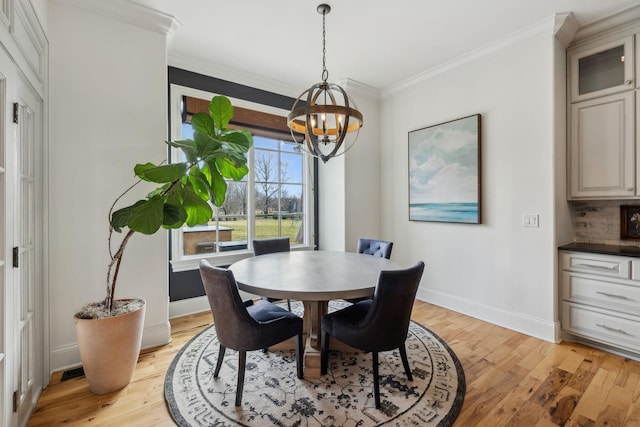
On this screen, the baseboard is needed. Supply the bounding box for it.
[169,296,209,319]
[169,290,256,319]
[49,321,172,374]
[416,287,560,343]
[142,320,172,348]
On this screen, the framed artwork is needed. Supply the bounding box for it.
[620,205,640,240]
[408,114,481,223]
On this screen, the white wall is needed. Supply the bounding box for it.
[380,18,562,341]
[48,1,173,371]
[317,79,382,252]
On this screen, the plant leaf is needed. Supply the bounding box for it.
[215,157,249,181]
[190,112,215,136]
[188,168,212,199]
[162,203,187,228]
[193,132,222,158]
[182,184,213,226]
[167,139,198,163]
[110,200,146,232]
[209,96,233,129]
[206,160,228,206]
[222,129,253,151]
[135,163,187,183]
[127,196,165,235]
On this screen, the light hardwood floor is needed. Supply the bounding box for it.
[28,300,640,426]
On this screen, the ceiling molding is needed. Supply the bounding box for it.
[60,0,180,35]
[554,13,579,48]
[573,4,640,41]
[336,78,381,101]
[384,15,555,96]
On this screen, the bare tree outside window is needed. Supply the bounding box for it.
[254,150,289,215]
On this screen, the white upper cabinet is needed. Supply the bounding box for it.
[569,91,635,199]
[569,35,634,103]
[567,22,639,200]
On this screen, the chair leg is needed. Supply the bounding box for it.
[320,330,330,375]
[214,344,226,377]
[235,350,246,406]
[287,299,292,311]
[399,343,413,381]
[372,352,380,409]
[295,332,304,379]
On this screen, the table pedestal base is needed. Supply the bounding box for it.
[266,300,358,378]
[301,301,326,378]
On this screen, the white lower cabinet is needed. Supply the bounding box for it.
[560,251,640,357]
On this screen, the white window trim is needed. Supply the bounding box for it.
[168,84,315,272]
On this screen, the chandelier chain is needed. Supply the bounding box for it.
[321,8,328,82]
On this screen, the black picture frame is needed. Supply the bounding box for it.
[620,205,640,240]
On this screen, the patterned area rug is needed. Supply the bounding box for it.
[164,302,465,426]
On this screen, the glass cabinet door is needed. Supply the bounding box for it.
[570,35,634,102]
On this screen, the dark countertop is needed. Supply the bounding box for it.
[559,242,640,258]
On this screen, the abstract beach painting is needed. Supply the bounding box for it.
[409,114,481,223]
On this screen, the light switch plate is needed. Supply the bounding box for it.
[522,214,539,227]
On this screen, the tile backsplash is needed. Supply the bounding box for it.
[570,201,640,247]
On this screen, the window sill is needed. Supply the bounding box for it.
[170,244,316,272]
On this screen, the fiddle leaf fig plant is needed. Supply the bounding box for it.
[77,95,252,318]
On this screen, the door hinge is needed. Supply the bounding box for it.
[13,390,18,412]
[12,102,18,124]
[12,246,18,268]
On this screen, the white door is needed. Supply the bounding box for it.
[0,53,44,426]
[13,76,44,426]
[0,61,8,427]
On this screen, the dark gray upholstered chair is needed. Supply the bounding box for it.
[320,261,425,409]
[252,237,292,311]
[253,237,290,256]
[346,238,395,304]
[199,260,304,406]
[357,238,393,259]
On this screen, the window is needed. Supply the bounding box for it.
[169,85,314,272]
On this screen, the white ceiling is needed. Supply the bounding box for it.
[132,0,639,91]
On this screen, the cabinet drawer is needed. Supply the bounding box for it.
[562,272,640,315]
[561,252,630,279]
[562,302,640,353]
[632,260,640,281]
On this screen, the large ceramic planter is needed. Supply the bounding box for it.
[75,299,146,394]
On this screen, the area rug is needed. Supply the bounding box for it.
[164,302,465,426]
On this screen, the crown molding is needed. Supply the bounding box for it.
[59,0,180,35]
[573,4,640,42]
[554,13,579,48]
[337,78,381,101]
[384,15,555,96]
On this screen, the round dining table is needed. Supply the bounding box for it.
[229,250,400,376]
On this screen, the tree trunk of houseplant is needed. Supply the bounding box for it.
[75,299,146,394]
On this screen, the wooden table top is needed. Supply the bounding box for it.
[229,250,400,301]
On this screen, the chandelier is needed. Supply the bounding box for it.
[287,4,363,163]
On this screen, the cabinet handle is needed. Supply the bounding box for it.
[626,187,634,192]
[596,291,630,300]
[575,263,618,271]
[625,79,633,85]
[596,323,631,335]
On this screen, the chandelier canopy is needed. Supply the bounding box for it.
[287,4,363,163]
